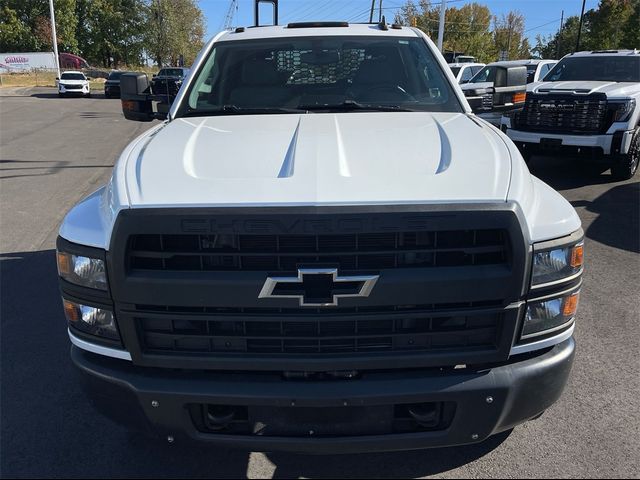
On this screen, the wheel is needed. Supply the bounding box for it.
[611,129,639,180]
[104,92,110,99]
[86,92,92,98]
[58,92,64,97]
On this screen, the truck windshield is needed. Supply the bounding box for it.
[159,69,185,77]
[469,65,495,83]
[179,36,462,116]
[544,56,640,82]
[60,73,85,80]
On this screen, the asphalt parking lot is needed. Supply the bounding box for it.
[1,86,639,478]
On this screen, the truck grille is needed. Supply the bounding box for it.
[109,207,527,370]
[515,93,609,134]
[63,84,82,90]
[127,229,509,272]
[481,93,493,110]
[134,303,503,355]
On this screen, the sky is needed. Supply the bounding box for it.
[197,0,600,43]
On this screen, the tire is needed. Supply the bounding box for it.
[86,92,92,98]
[58,92,64,97]
[104,92,110,99]
[611,129,640,180]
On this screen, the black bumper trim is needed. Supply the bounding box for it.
[71,337,575,453]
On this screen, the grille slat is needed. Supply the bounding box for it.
[128,230,509,272]
[138,311,502,355]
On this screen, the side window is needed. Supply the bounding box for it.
[460,66,474,82]
[538,64,550,80]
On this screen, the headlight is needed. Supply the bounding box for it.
[63,299,120,341]
[531,241,583,287]
[610,99,636,122]
[523,290,579,338]
[57,251,107,290]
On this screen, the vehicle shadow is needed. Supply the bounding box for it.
[580,181,640,253]
[0,248,511,478]
[528,155,619,190]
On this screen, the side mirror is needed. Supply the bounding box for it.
[492,66,527,110]
[493,66,527,89]
[121,72,155,121]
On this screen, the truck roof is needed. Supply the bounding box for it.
[488,59,555,67]
[568,49,639,57]
[217,23,420,41]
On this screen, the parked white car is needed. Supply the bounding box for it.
[448,62,485,83]
[502,50,640,179]
[57,71,91,97]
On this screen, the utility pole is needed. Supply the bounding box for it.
[437,0,446,52]
[576,0,586,52]
[556,10,564,58]
[378,0,383,22]
[48,0,61,78]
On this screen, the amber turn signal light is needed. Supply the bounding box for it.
[513,92,526,104]
[57,251,73,276]
[562,292,580,318]
[570,244,584,269]
[63,299,80,323]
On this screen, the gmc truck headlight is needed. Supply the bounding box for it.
[610,99,636,122]
[523,290,579,338]
[57,252,107,290]
[531,241,583,287]
[63,299,119,340]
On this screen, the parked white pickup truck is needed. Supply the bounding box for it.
[502,50,640,179]
[57,18,583,453]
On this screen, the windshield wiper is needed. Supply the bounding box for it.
[298,100,414,112]
[183,105,307,117]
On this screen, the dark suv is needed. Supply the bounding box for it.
[104,71,125,98]
[150,67,190,96]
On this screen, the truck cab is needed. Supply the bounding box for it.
[57,19,582,453]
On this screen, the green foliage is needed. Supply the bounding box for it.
[534,0,639,59]
[75,0,147,67]
[1,0,78,53]
[395,1,530,62]
[0,6,38,51]
[0,0,205,68]
[144,0,206,67]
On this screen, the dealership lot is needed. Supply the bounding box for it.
[1,88,638,478]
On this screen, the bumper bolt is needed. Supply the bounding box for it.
[471,434,479,440]
[151,400,159,408]
[486,396,494,404]
[167,435,174,444]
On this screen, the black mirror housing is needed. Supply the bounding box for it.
[494,66,527,88]
[121,73,154,121]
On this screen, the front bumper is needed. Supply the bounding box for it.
[72,337,575,453]
[59,85,90,95]
[504,125,635,157]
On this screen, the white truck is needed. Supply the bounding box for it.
[57,18,583,453]
[502,50,640,179]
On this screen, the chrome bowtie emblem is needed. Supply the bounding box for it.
[258,268,379,307]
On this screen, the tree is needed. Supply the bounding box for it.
[75,0,147,67]
[1,0,79,53]
[394,1,496,63]
[0,6,38,51]
[493,11,529,60]
[144,0,205,67]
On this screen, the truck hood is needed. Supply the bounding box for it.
[122,112,512,207]
[530,81,640,97]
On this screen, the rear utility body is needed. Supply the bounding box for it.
[57,18,583,453]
